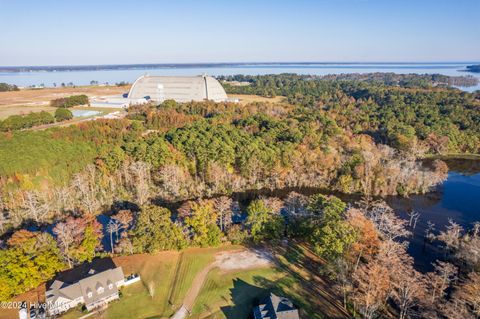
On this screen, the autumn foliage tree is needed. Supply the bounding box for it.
[53,214,102,267]
[0,230,65,300]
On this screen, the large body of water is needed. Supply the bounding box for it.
[1,62,480,91]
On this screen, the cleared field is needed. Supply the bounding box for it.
[0,104,58,119]
[0,86,129,119]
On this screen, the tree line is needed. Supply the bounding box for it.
[0,108,73,131]
[50,94,89,108]
[0,83,19,92]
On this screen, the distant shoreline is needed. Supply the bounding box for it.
[1,62,480,73]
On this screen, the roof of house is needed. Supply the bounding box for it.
[79,267,124,305]
[253,293,300,319]
[46,261,124,305]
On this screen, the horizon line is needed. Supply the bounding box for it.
[1,61,479,69]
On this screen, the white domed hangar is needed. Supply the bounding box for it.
[127,74,228,103]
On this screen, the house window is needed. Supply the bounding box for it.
[97,287,104,294]
[87,292,93,298]
[108,283,113,290]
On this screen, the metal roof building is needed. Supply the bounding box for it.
[127,74,228,103]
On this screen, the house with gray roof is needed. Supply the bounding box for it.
[253,293,300,319]
[46,262,125,316]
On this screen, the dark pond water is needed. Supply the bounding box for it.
[388,159,480,271]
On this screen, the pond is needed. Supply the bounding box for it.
[71,110,102,118]
[388,159,480,271]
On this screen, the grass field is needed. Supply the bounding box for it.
[190,267,284,319]
[57,246,241,319]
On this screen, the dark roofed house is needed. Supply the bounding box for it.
[46,259,126,316]
[253,293,300,319]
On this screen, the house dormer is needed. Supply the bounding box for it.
[96,282,104,294]
[86,288,93,299]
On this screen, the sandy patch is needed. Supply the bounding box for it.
[214,249,273,270]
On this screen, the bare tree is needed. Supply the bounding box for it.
[352,259,390,319]
[52,186,74,213]
[450,272,480,317]
[426,261,458,304]
[72,165,100,214]
[115,236,134,255]
[407,210,420,230]
[112,210,133,234]
[129,161,152,206]
[363,201,411,241]
[437,219,463,257]
[284,192,308,216]
[53,218,84,268]
[106,220,120,253]
[261,197,284,215]
[213,196,232,232]
[22,190,50,224]
[425,221,436,243]
[390,251,427,319]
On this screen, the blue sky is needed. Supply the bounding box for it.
[0,0,479,66]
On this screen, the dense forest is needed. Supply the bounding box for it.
[0,74,479,318]
[221,74,480,153]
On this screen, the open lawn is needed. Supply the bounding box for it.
[190,267,285,319]
[58,246,241,319]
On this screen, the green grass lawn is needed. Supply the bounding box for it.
[190,267,284,319]
[97,246,238,319]
[167,249,217,308]
[190,266,324,319]
[106,253,180,319]
[58,244,329,319]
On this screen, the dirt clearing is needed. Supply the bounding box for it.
[214,249,273,270]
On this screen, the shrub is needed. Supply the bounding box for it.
[0,83,19,92]
[51,95,89,108]
[55,108,73,122]
[0,111,54,131]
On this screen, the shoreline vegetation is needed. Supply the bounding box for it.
[1,73,480,318]
[466,64,480,73]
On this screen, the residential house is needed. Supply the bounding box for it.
[253,293,300,319]
[46,259,128,316]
